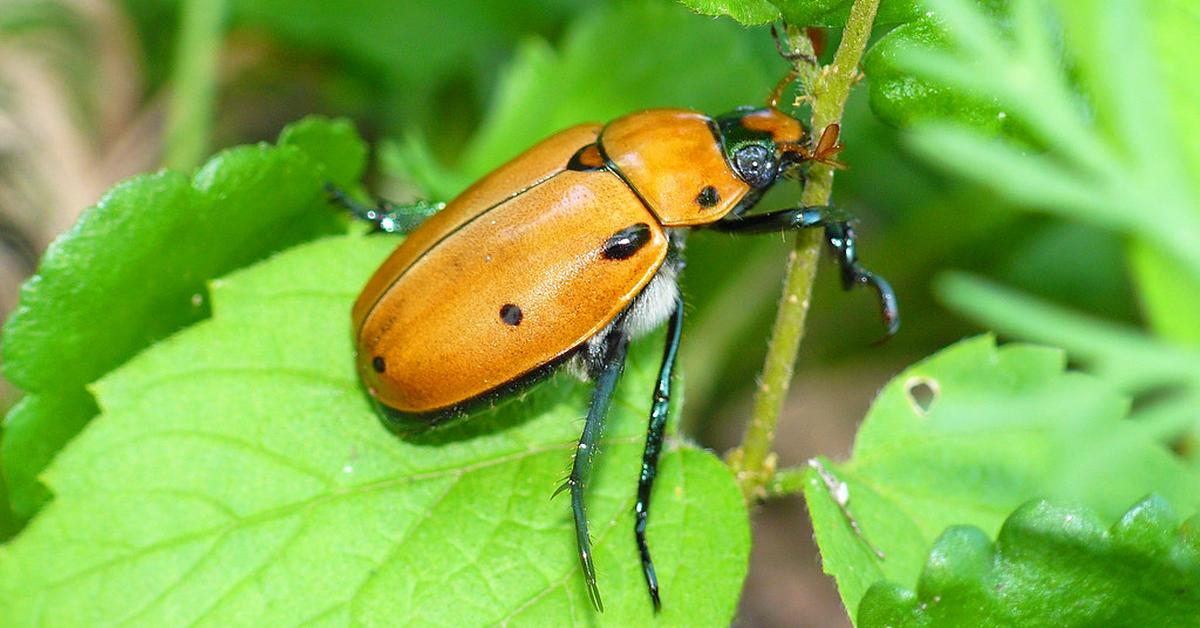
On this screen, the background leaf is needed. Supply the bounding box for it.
[936,273,1200,397]
[120,0,586,142]
[891,0,1200,484]
[804,336,1196,613]
[0,236,750,624]
[857,496,1200,626]
[675,0,781,26]
[675,0,925,27]
[772,0,923,27]
[1127,243,1200,348]
[861,2,1008,131]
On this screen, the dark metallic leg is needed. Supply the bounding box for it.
[635,298,683,611]
[823,220,900,338]
[325,183,442,234]
[555,325,631,612]
[713,205,899,338]
[709,205,832,234]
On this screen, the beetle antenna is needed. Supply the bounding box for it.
[767,71,799,109]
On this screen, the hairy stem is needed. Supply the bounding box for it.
[729,0,881,502]
[762,466,808,499]
[164,0,227,171]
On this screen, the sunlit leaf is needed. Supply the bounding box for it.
[0,236,750,624]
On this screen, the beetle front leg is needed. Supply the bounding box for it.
[553,323,632,612]
[325,184,442,234]
[635,297,683,611]
[712,206,899,338]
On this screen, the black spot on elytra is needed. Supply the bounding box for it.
[372,356,386,373]
[500,303,523,326]
[601,223,652,260]
[697,185,719,208]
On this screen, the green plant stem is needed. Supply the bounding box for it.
[762,466,808,499]
[164,0,227,171]
[729,0,881,502]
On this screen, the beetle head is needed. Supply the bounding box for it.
[715,107,809,188]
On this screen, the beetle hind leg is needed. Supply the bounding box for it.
[325,183,442,234]
[565,321,632,612]
[634,297,683,611]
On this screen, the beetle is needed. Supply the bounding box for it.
[332,95,898,612]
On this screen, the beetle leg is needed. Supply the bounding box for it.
[708,205,829,234]
[823,220,900,340]
[712,206,899,339]
[634,296,683,612]
[324,183,442,234]
[563,323,631,612]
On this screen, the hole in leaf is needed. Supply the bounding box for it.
[905,376,940,416]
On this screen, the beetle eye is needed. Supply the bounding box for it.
[733,144,777,188]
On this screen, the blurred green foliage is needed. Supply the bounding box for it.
[896,0,1200,452]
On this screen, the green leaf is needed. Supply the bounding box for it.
[1146,0,1200,195]
[2,115,361,393]
[1122,0,1200,349]
[899,0,1200,279]
[1,390,97,519]
[857,496,1200,626]
[906,0,1200,480]
[277,117,368,191]
[0,236,749,624]
[1128,242,1200,348]
[221,0,585,135]
[773,0,924,28]
[675,0,781,26]
[804,336,1196,613]
[0,116,365,519]
[681,0,930,28]
[0,448,18,542]
[862,3,1008,130]
[1052,0,1200,351]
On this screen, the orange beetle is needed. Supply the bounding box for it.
[334,104,897,612]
